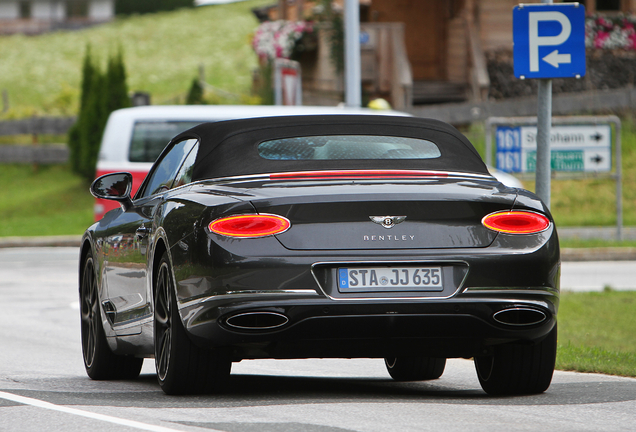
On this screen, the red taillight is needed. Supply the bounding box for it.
[482,211,550,234]
[208,214,291,238]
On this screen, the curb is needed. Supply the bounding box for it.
[561,247,636,262]
[1,236,635,262]
[0,235,82,248]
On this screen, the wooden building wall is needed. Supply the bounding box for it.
[446,13,468,84]
[366,0,448,81]
[477,0,519,52]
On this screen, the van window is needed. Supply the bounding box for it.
[129,121,203,163]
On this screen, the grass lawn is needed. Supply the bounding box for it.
[0,164,93,237]
[557,290,636,377]
[0,0,270,118]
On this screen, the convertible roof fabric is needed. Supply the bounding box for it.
[169,115,490,181]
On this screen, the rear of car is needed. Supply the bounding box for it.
[83,115,558,396]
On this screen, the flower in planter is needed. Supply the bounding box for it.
[586,14,636,50]
[252,20,314,61]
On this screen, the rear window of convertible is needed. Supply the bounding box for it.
[257,135,441,160]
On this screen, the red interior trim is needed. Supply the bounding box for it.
[269,170,449,180]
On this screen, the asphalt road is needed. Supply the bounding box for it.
[1,247,635,432]
[560,260,636,291]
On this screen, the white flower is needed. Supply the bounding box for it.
[252,20,313,60]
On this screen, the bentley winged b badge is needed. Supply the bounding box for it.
[369,215,407,229]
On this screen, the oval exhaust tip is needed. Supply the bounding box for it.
[493,308,547,326]
[226,312,289,330]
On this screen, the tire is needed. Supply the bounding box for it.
[474,324,557,396]
[385,357,446,381]
[154,252,231,395]
[80,252,143,380]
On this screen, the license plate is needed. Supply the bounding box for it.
[338,266,443,292]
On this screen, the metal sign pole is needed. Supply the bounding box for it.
[615,120,623,240]
[536,78,552,208]
[344,0,361,107]
[535,0,553,209]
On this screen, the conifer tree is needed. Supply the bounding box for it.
[69,47,131,182]
[68,45,95,175]
[186,78,205,105]
[78,71,107,181]
[106,49,130,113]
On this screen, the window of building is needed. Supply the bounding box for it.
[581,0,624,13]
[596,0,621,11]
[19,1,31,19]
[66,0,89,18]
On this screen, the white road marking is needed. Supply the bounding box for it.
[0,391,207,432]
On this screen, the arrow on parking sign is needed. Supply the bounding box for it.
[543,50,571,68]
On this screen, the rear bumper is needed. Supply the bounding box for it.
[182,288,558,360]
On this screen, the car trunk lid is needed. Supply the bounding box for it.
[210,177,517,250]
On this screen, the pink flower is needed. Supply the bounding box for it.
[594,31,609,48]
[597,16,613,29]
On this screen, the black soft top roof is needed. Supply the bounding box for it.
[169,115,489,181]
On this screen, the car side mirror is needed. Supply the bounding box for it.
[90,172,134,211]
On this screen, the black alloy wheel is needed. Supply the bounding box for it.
[154,257,173,385]
[474,324,557,396]
[80,252,143,380]
[384,357,446,381]
[154,252,231,395]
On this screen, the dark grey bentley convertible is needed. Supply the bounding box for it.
[80,115,559,395]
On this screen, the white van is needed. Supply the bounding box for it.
[94,105,411,220]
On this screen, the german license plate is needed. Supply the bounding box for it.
[338,266,443,292]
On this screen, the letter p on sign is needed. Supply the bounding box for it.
[529,12,571,72]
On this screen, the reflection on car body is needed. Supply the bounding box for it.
[80,115,559,396]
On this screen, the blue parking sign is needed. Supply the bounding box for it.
[513,3,586,79]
